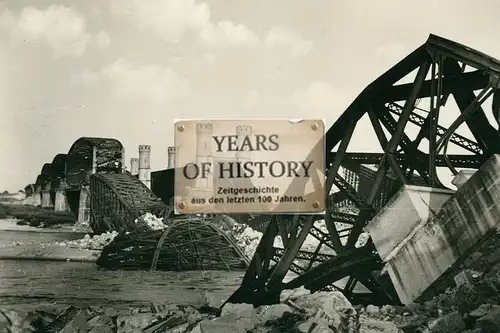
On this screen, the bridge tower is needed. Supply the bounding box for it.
[138,145,151,189]
[233,124,253,191]
[235,125,252,162]
[167,146,176,169]
[195,123,213,190]
[130,157,139,176]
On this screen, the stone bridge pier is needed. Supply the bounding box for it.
[41,182,53,208]
[54,181,70,212]
[33,184,42,207]
[77,184,91,225]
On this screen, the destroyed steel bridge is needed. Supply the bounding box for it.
[23,34,500,306]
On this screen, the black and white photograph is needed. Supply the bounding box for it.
[2,0,500,332]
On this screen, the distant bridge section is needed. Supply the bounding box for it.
[24,136,164,229]
[66,137,124,189]
[50,154,67,189]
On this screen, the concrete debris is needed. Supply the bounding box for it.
[427,311,466,333]
[358,314,400,333]
[280,286,310,303]
[292,290,354,329]
[0,290,349,333]
[134,213,166,231]
[35,213,164,252]
[62,231,119,250]
[218,215,361,263]
[475,308,500,333]
[220,303,256,331]
[217,215,263,258]
[454,270,482,288]
[366,305,380,314]
[297,318,334,333]
[4,283,500,333]
[467,303,500,320]
[254,304,292,325]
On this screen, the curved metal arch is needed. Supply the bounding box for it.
[50,154,67,180]
[97,216,249,271]
[67,137,123,154]
[66,137,124,188]
[40,163,52,177]
[325,34,500,155]
[151,217,250,270]
[35,174,48,186]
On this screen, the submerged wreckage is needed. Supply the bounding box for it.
[24,34,500,309]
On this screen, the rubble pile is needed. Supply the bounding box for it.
[134,213,167,231]
[0,232,119,252]
[34,213,166,252]
[3,285,500,333]
[218,214,368,261]
[217,215,263,258]
[62,231,119,250]
[0,290,376,333]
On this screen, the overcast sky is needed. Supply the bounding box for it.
[1,0,499,192]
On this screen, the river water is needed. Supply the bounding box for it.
[0,224,244,310]
[0,260,244,310]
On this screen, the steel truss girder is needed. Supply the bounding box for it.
[229,34,500,307]
[338,152,485,169]
[89,173,168,234]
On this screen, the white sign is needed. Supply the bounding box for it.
[174,119,325,214]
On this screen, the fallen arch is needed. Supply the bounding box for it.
[226,33,500,307]
[96,216,249,272]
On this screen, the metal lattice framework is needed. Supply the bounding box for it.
[66,137,124,188]
[225,34,500,306]
[50,154,67,188]
[35,175,47,188]
[34,163,52,188]
[89,172,169,234]
[41,163,52,179]
[96,216,250,272]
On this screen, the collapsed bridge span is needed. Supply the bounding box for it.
[226,33,500,306]
[23,33,500,307]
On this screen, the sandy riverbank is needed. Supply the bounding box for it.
[0,217,90,233]
[0,243,100,262]
[0,217,95,261]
